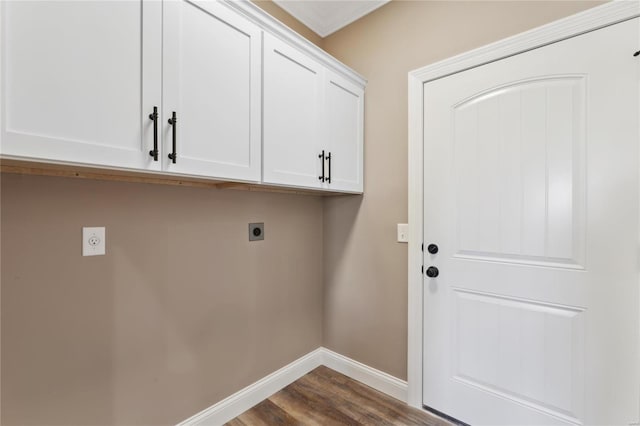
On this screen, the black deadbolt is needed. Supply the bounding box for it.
[253,227,262,237]
[426,266,439,278]
[427,244,439,254]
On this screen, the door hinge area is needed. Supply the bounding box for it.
[421,265,424,274]
[421,243,424,252]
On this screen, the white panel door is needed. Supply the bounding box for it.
[323,70,364,193]
[162,0,261,182]
[423,19,639,426]
[1,0,162,170]
[263,33,324,189]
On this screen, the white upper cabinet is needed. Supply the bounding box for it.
[263,34,365,193]
[1,0,366,193]
[263,33,324,189]
[322,70,364,192]
[1,0,162,171]
[162,0,261,182]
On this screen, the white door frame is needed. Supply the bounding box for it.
[407,0,640,409]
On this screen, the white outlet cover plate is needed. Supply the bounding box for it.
[397,223,408,243]
[83,227,106,256]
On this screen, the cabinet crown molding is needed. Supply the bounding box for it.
[221,0,367,88]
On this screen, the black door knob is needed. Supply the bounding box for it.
[426,266,439,278]
[427,244,439,254]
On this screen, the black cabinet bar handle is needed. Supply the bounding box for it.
[148,106,158,161]
[168,111,177,164]
[325,151,332,183]
[318,150,325,182]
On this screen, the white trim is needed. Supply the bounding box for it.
[177,348,324,426]
[411,1,639,84]
[177,347,409,426]
[321,348,408,403]
[272,0,389,38]
[220,0,367,88]
[406,0,640,410]
[407,70,424,409]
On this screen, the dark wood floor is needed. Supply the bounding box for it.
[226,366,451,425]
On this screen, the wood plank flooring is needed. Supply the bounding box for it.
[226,366,451,425]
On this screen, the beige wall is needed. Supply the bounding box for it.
[0,174,323,425]
[321,0,603,380]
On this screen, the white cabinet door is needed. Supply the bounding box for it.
[162,0,261,182]
[1,0,162,171]
[263,33,324,189]
[323,71,364,193]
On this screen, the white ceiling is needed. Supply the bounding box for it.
[273,0,390,37]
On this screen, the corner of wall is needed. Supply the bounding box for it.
[250,0,324,49]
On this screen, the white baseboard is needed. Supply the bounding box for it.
[178,347,408,426]
[320,347,408,403]
[177,348,324,426]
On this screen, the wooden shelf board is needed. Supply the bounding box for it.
[0,159,355,196]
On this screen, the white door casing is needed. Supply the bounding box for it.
[162,0,261,182]
[1,0,162,170]
[262,32,324,189]
[408,3,640,415]
[411,9,639,426]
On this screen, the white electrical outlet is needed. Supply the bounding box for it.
[83,227,106,256]
[397,223,408,243]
